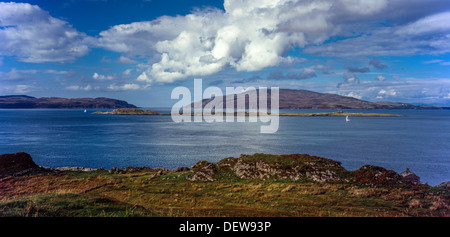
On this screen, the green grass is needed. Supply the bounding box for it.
[1,173,447,217]
[0,193,158,217]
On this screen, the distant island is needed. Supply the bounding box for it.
[0,95,137,109]
[91,109,400,117]
[93,108,159,115]
[278,111,402,117]
[192,89,442,110]
[182,111,402,117]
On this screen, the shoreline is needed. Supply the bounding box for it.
[90,108,403,117]
[1,152,447,187]
[1,152,449,217]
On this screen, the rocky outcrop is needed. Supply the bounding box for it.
[0,152,432,187]
[400,168,421,185]
[93,108,159,115]
[55,167,103,172]
[187,154,425,187]
[108,166,168,174]
[188,154,351,183]
[436,181,450,189]
[352,165,410,186]
[0,152,39,176]
[231,154,348,182]
[187,161,217,181]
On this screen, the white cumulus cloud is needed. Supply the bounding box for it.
[107,83,144,91]
[92,72,114,81]
[376,75,386,81]
[96,0,350,83]
[65,85,93,91]
[0,2,91,63]
[95,0,449,84]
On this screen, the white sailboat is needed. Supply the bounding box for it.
[346,115,350,122]
[84,109,87,113]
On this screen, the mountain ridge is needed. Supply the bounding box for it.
[191,89,441,110]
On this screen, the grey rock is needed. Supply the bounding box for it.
[400,168,421,185]
[233,157,344,182]
[187,161,217,181]
[55,167,98,172]
[436,181,450,188]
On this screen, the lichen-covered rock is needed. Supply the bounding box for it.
[234,159,290,180]
[216,157,239,170]
[231,154,348,182]
[55,167,98,172]
[306,168,341,183]
[0,152,39,176]
[186,154,351,183]
[187,160,217,181]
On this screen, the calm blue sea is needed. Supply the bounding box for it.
[0,108,449,185]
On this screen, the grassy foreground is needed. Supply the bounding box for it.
[0,154,448,217]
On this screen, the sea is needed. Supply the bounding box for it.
[0,108,449,186]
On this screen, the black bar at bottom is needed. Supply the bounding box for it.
[1,217,444,235]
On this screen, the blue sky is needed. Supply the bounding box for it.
[1,0,450,107]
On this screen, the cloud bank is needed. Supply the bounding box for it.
[1,0,450,86]
[94,0,450,83]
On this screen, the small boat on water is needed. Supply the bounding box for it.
[346,115,350,122]
[84,109,87,113]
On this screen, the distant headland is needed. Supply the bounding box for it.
[0,95,137,109]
